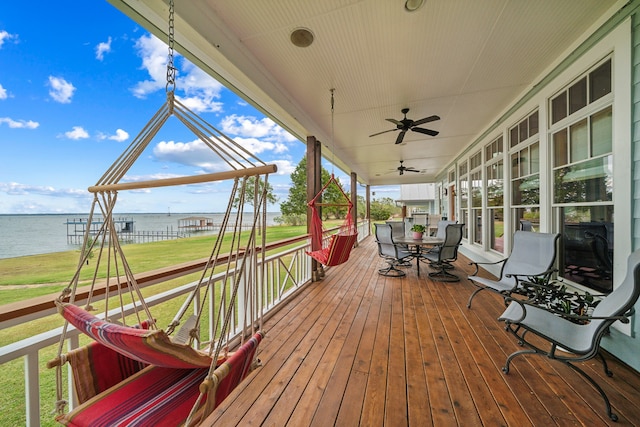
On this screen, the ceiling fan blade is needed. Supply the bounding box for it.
[369,128,397,137]
[385,118,402,126]
[412,127,439,137]
[395,130,407,144]
[412,115,440,126]
[406,168,420,173]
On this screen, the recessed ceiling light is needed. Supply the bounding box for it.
[290,28,314,48]
[405,0,425,12]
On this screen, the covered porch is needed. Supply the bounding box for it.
[205,236,640,426]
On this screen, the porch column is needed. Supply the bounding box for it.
[307,136,323,281]
[351,172,358,247]
[366,185,371,237]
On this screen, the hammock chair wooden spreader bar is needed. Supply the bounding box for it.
[306,174,358,267]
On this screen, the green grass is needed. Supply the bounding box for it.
[0,222,333,426]
[0,224,308,287]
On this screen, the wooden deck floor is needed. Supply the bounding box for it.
[205,236,640,426]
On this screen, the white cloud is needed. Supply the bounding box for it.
[153,139,224,171]
[220,115,296,143]
[270,159,296,175]
[232,137,286,156]
[0,84,7,100]
[95,36,112,61]
[131,34,167,97]
[108,128,129,142]
[131,34,224,112]
[176,94,223,113]
[273,142,288,153]
[0,30,17,48]
[0,117,39,129]
[48,76,75,103]
[64,126,89,140]
[122,172,185,182]
[0,182,88,198]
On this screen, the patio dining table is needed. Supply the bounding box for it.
[393,236,444,277]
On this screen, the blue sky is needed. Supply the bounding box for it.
[0,1,397,214]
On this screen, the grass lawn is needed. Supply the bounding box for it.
[0,221,348,426]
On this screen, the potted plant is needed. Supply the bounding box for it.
[411,224,426,239]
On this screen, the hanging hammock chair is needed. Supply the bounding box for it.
[48,3,272,426]
[306,174,358,267]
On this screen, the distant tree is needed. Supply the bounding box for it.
[356,195,366,219]
[370,197,398,220]
[280,156,349,219]
[280,157,309,217]
[233,176,278,208]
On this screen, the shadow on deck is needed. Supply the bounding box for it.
[205,236,640,426]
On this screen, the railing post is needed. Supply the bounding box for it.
[67,335,79,409]
[25,352,40,427]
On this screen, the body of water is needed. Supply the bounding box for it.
[0,213,280,259]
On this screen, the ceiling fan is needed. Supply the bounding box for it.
[396,160,421,176]
[369,108,440,144]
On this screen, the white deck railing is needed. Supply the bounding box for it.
[0,221,369,427]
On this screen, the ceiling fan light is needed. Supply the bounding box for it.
[404,0,425,12]
[290,28,314,48]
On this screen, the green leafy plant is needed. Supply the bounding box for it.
[517,279,601,324]
[410,224,426,233]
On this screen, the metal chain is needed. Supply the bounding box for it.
[166,0,176,93]
[330,88,335,175]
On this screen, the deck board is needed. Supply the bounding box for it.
[204,236,640,426]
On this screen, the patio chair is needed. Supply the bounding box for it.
[427,214,441,236]
[466,231,560,308]
[385,220,413,266]
[385,220,406,239]
[374,223,413,277]
[519,219,533,231]
[434,220,457,239]
[498,249,640,421]
[422,220,458,259]
[421,223,464,282]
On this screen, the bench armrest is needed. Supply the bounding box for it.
[468,258,507,276]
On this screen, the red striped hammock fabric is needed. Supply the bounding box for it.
[58,302,213,369]
[306,174,357,267]
[57,329,263,426]
[57,365,210,427]
[65,319,152,404]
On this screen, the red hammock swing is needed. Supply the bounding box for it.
[306,174,358,267]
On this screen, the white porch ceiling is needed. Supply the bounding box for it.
[109,0,622,185]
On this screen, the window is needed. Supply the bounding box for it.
[486,136,504,252]
[510,110,540,234]
[550,57,613,293]
[485,137,502,160]
[550,58,611,125]
[471,170,482,245]
[470,151,482,170]
[512,142,540,206]
[459,161,469,240]
[469,150,482,245]
[553,108,612,204]
[509,111,539,148]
